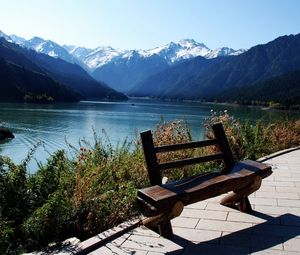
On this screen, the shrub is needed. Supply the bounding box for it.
[72,132,147,239]
[204,110,300,160]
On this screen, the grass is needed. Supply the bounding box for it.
[0,112,299,254]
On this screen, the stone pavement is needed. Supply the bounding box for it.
[78,148,300,255]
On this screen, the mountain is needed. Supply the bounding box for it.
[64,45,126,70]
[0,30,13,43]
[10,35,82,66]
[0,34,127,101]
[137,39,245,64]
[89,39,244,93]
[92,50,169,92]
[5,32,244,93]
[213,70,300,109]
[138,39,211,65]
[130,33,300,100]
[9,34,26,44]
[0,57,79,102]
[63,39,244,71]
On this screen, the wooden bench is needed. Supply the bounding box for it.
[137,123,272,238]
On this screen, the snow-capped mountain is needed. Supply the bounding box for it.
[1,30,246,93]
[0,30,13,43]
[139,39,211,64]
[63,38,246,92]
[206,47,246,58]
[62,39,245,71]
[75,46,126,70]
[2,30,245,72]
[142,39,245,63]
[9,34,81,66]
[9,34,26,44]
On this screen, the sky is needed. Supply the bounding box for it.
[1,0,300,50]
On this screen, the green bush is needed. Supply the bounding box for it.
[204,110,300,160]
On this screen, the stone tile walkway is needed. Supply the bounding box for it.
[80,148,300,255]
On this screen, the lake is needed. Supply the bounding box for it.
[0,99,298,172]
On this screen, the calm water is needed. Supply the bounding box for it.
[0,99,298,172]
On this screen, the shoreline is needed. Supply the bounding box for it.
[128,96,299,113]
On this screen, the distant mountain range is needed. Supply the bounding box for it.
[130,33,300,108]
[0,31,126,102]
[2,32,245,93]
[0,57,78,102]
[1,30,300,108]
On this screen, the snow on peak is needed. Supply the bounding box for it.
[81,46,127,69]
[205,47,247,58]
[140,39,211,64]
[9,34,26,44]
[0,30,13,43]
[178,39,208,49]
[8,36,80,65]
[5,31,246,71]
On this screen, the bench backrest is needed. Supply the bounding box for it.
[140,123,235,185]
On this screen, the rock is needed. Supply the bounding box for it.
[0,127,14,140]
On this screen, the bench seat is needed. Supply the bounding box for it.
[138,160,272,215]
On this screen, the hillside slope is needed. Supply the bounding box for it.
[130,34,300,100]
[213,70,300,109]
[0,58,78,102]
[0,38,127,101]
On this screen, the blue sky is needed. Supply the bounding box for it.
[1,0,300,50]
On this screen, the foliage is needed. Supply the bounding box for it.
[0,58,79,103]
[72,131,147,239]
[214,70,300,109]
[205,110,300,160]
[152,119,216,180]
[0,114,299,253]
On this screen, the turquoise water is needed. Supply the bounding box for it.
[0,99,298,172]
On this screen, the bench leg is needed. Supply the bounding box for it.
[220,176,262,213]
[159,220,173,238]
[237,196,252,213]
[142,201,184,239]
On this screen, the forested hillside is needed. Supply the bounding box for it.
[0,58,79,102]
[130,34,300,103]
[213,70,300,109]
[0,38,127,101]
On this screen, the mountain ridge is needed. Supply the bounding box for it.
[2,31,245,93]
[0,35,127,101]
[130,33,300,101]
[0,56,79,102]
[2,30,299,107]
[213,69,300,109]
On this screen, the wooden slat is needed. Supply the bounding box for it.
[212,123,235,173]
[141,130,162,185]
[158,152,224,170]
[155,139,219,153]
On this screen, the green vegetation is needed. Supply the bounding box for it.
[213,70,300,110]
[0,114,300,254]
[0,58,79,103]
